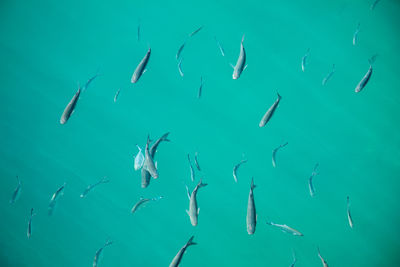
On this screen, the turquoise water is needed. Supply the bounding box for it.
[1,0,400,266]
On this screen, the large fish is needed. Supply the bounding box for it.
[131,47,151,83]
[187,180,207,226]
[246,178,257,235]
[259,93,281,127]
[266,221,304,236]
[10,176,21,204]
[232,35,246,79]
[142,136,158,179]
[93,239,113,267]
[169,236,197,267]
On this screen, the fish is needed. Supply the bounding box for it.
[131,196,164,214]
[48,182,66,215]
[189,26,203,37]
[176,41,186,60]
[10,176,21,204]
[93,239,113,267]
[290,250,297,267]
[142,135,158,179]
[347,196,353,228]
[259,93,281,127]
[197,76,204,99]
[188,154,195,182]
[187,179,207,226]
[60,85,81,124]
[317,247,329,267]
[134,145,145,171]
[113,89,120,102]
[83,72,100,91]
[178,57,184,77]
[214,36,225,57]
[370,0,381,10]
[301,48,310,72]
[353,23,360,46]
[246,178,257,235]
[355,56,376,93]
[131,47,151,83]
[27,208,36,239]
[322,64,335,86]
[232,34,246,79]
[80,177,109,198]
[233,159,247,183]
[308,163,319,197]
[194,152,201,171]
[137,19,141,42]
[169,236,197,267]
[272,142,288,168]
[141,133,170,188]
[266,221,304,236]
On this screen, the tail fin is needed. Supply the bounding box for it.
[136,144,142,152]
[369,54,378,65]
[241,34,245,43]
[277,92,281,100]
[101,177,110,184]
[265,220,272,226]
[198,179,208,188]
[186,236,197,247]
[160,132,170,142]
[104,239,113,247]
[250,177,256,190]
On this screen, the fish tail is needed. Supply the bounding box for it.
[369,54,378,65]
[250,177,256,190]
[101,176,110,183]
[277,92,281,99]
[198,179,208,188]
[186,236,197,247]
[161,132,170,142]
[265,220,272,225]
[241,34,245,43]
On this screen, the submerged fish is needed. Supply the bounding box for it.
[290,250,297,267]
[169,236,197,267]
[178,58,184,77]
[131,196,163,214]
[308,163,319,197]
[233,159,247,183]
[10,176,21,204]
[187,179,207,226]
[266,221,304,236]
[370,0,381,10]
[259,93,281,127]
[80,177,109,198]
[113,89,120,102]
[176,41,186,60]
[131,47,151,83]
[134,145,145,171]
[214,36,225,57]
[142,135,158,179]
[322,64,336,86]
[93,239,113,267]
[27,208,36,239]
[353,23,360,46]
[194,152,201,171]
[347,196,353,228]
[189,26,203,37]
[48,183,66,215]
[272,142,288,168]
[246,178,257,235]
[137,19,141,42]
[317,247,329,267]
[197,77,204,99]
[355,56,376,93]
[188,154,195,182]
[301,48,310,72]
[232,34,246,79]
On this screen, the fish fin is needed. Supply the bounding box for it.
[198,179,208,188]
[143,69,148,74]
[197,208,200,215]
[187,236,197,246]
[277,92,281,99]
[230,63,235,69]
[186,209,190,216]
[265,220,272,225]
[186,185,191,200]
[241,34,245,43]
[243,65,248,71]
[250,177,256,190]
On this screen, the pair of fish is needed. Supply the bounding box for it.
[141,133,170,188]
[232,35,247,79]
[308,163,319,197]
[80,177,109,198]
[10,176,21,204]
[175,26,203,76]
[27,208,36,238]
[186,180,207,226]
[93,239,113,267]
[233,159,247,183]
[131,196,164,214]
[247,178,257,235]
[272,142,288,168]
[355,55,377,93]
[266,221,304,236]
[187,153,201,182]
[131,47,151,84]
[169,236,196,267]
[48,183,66,215]
[259,93,281,127]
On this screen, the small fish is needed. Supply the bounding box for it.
[247,178,257,235]
[169,236,197,267]
[131,196,164,214]
[347,196,353,228]
[355,56,376,93]
[93,239,113,267]
[189,26,203,37]
[233,159,247,183]
[60,85,81,124]
[142,135,158,179]
[317,247,329,267]
[232,34,246,79]
[301,48,310,72]
[194,152,201,171]
[259,93,281,127]
[131,47,151,83]
[272,142,288,168]
[197,76,204,99]
[176,41,186,60]
[187,179,207,226]
[134,145,145,171]
[188,154,195,182]
[308,163,319,197]
[214,36,225,57]
[370,0,381,10]
[48,182,66,215]
[27,208,36,238]
[113,89,120,102]
[322,64,335,86]
[178,57,184,77]
[353,23,360,46]
[290,250,297,267]
[10,176,21,204]
[80,177,109,198]
[137,19,141,42]
[266,221,304,236]
[83,72,100,91]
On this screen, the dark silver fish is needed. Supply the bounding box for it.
[187,179,207,226]
[322,64,335,86]
[353,23,360,46]
[60,86,81,124]
[189,26,203,37]
[80,177,109,198]
[232,35,246,79]
[266,221,304,236]
[308,163,319,197]
[197,76,204,99]
[187,154,195,182]
[272,142,288,168]
[246,178,257,235]
[233,159,247,183]
[93,239,113,267]
[317,247,329,267]
[176,41,186,60]
[142,135,158,179]
[131,47,151,83]
[131,196,163,214]
[48,182,66,215]
[214,36,225,57]
[259,93,281,127]
[169,236,197,267]
[27,208,36,238]
[355,65,373,93]
[194,152,201,171]
[10,176,21,204]
[301,48,310,72]
[347,196,353,228]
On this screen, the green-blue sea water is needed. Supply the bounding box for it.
[1,0,400,266]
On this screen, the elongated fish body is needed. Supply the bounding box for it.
[48,183,66,215]
[93,240,113,267]
[134,145,145,171]
[131,196,163,214]
[232,35,246,79]
[322,64,335,86]
[266,221,304,236]
[290,250,297,267]
[187,180,207,226]
[308,163,319,197]
[10,176,21,204]
[131,48,151,83]
[353,23,360,46]
[247,178,257,235]
[189,26,203,37]
[259,93,281,127]
[370,0,381,10]
[60,87,81,124]
[176,42,186,60]
[233,159,247,183]
[142,136,158,179]
[178,58,184,77]
[80,177,109,198]
[317,248,329,267]
[137,20,140,42]
[301,48,310,72]
[214,36,225,57]
[198,77,203,99]
[355,65,372,93]
[272,142,288,168]
[113,89,120,102]
[188,154,195,182]
[27,208,35,238]
[169,236,197,267]
[194,152,201,171]
[347,196,353,228]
